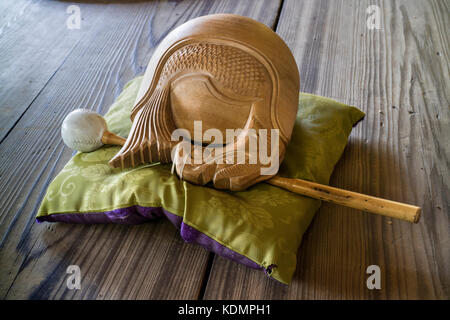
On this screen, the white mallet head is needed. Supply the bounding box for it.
[61,109,108,152]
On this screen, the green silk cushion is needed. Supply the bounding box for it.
[37,76,364,284]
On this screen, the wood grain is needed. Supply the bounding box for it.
[204,0,449,299]
[0,0,281,299]
[0,0,109,142]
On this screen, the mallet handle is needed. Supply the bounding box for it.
[101,130,126,146]
[267,176,421,223]
[99,136,421,223]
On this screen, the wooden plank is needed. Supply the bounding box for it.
[204,0,449,299]
[0,0,281,299]
[0,0,109,142]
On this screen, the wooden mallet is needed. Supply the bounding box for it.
[61,109,125,152]
[61,110,421,223]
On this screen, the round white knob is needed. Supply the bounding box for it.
[61,109,107,152]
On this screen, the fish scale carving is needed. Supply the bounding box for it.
[159,42,266,98]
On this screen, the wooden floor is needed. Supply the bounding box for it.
[0,0,448,300]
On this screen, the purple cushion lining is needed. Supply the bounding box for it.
[36,206,264,272]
